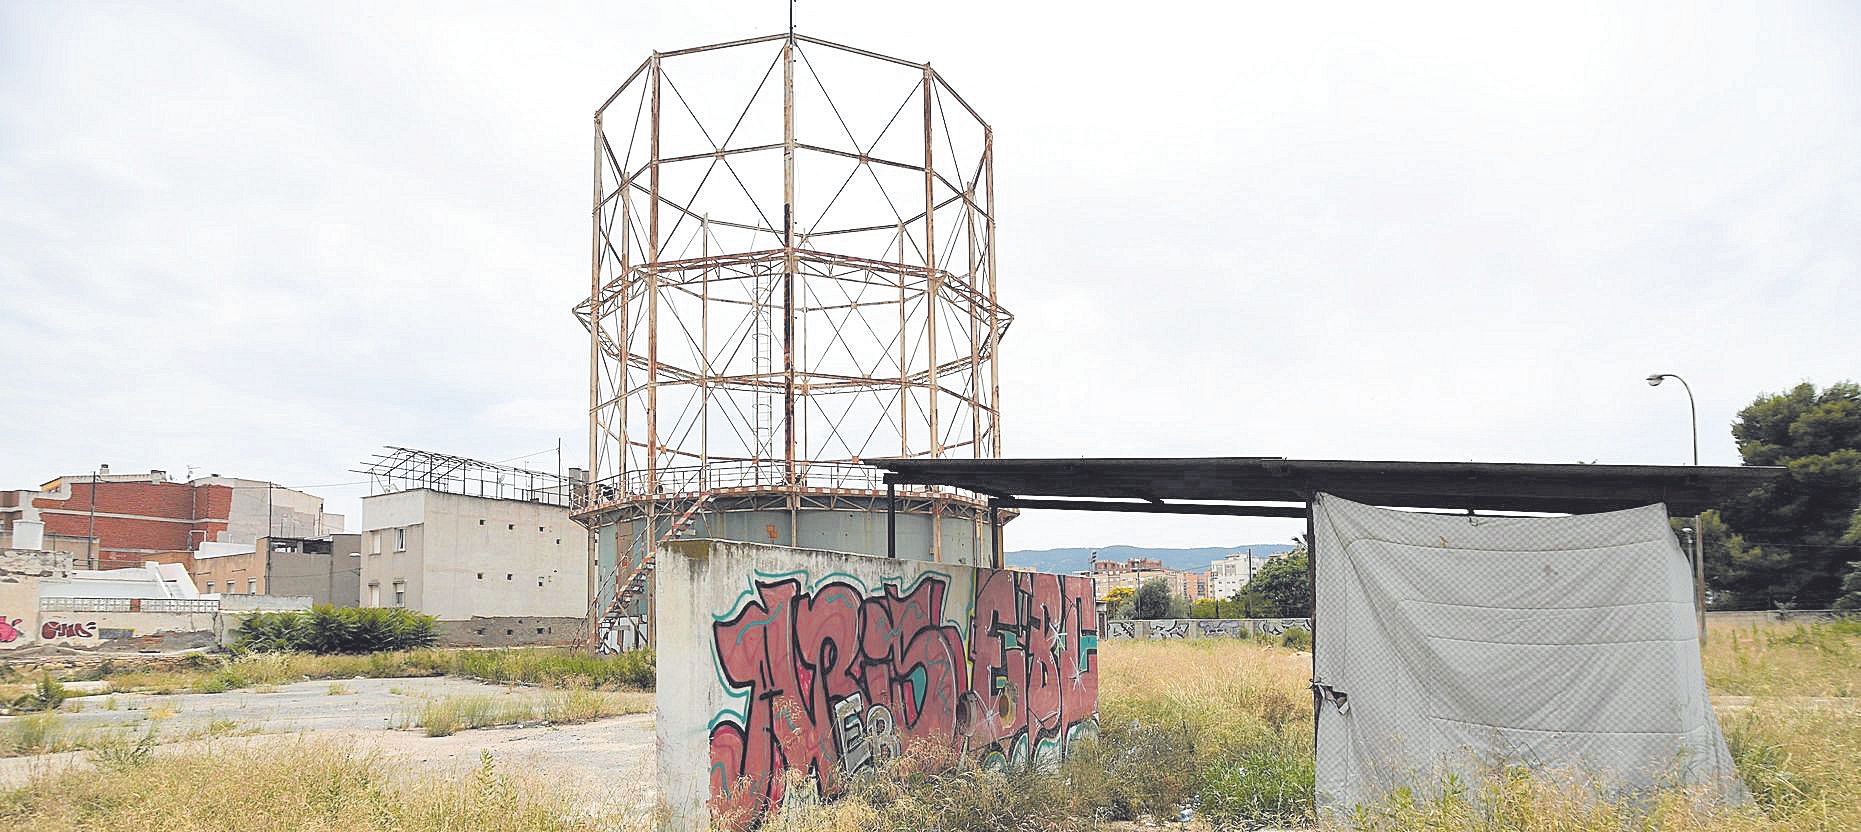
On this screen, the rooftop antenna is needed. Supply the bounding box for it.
[788,0,795,38]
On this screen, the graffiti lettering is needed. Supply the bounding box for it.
[1196,619,1244,638]
[0,617,22,643]
[707,571,1098,829]
[1148,620,1189,640]
[41,620,97,640]
[1106,620,1137,640]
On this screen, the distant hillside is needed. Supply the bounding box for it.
[1007,543,1298,575]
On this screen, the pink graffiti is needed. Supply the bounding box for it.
[707,571,1098,829]
[0,617,21,643]
[41,620,96,640]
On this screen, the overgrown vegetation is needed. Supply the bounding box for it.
[62,647,655,696]
[8,675,69,713]
[4,622,1854,830]
[237,605,439,653]
[405,689,651,737]
[0,741,640,831]
[766,620,1861,831]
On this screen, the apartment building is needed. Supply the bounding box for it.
[359,487,587,646]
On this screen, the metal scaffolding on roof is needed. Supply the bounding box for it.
[357,446,572,507]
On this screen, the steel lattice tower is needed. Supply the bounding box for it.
[574,32,1010,651]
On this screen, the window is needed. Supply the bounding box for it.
[507,523,514,530]
[536,628,545,635]
[506,573,513,581]
[205,581,214,593]
[247,578,257,594]
[479,519,485,525]
[394,528,406,552]
[537,577,545,587]
[505,629,514,635]
[538,526,545,532]
[476,572,484,580]
[369,582,380,606]
[392,581,406,606]
[371,532,382,555]
[555,538,561,545]
[475,628,486,635]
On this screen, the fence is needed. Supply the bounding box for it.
[40,597,221,613]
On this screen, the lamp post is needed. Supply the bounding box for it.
[1647,373,1705,645]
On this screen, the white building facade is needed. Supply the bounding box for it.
[359,488,587,646]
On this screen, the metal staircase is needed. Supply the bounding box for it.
[594,493,710,651]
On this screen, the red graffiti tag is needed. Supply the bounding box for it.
[41,620,97,640]
[707,571,1098,830]
[0,617,22,643]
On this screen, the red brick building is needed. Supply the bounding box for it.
[0,471,226,570]
[1,469,341,572]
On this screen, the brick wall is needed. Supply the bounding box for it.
[31,481,233,561]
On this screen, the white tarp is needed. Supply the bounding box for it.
[1311,493,1743,811]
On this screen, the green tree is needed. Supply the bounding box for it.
[1835,562,1861,611]
[1243,551,1311,618]
[1710,382,1861,609]
[1131,577,1174,620]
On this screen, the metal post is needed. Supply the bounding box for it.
[1651,373,1706,646]
[1306,496,1319,754]
[988,497,1002,569]
[887,482,897,558]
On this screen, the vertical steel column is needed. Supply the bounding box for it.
[782,35,800,544]
[586,115,604,647]
[887,482,897,558]
[983,130,1000,456]
[898,225,908,457]
[921,66,939,459]
[645,54,662,496]
[782,36,798,495]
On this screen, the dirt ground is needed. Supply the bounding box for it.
[0,676,657,812]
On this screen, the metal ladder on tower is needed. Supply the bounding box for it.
[597,493,712,642]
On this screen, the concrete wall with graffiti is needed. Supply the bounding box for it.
[655,540,1100,831]
[1103,617,1312,641]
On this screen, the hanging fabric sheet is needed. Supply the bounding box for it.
[1310,493,1744,812]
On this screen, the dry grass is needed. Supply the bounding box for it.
[405,689,651,737]
[0,741,646,831]
[1703,619,1860,698]
[77,647,653,696]
[766,622,1861,832]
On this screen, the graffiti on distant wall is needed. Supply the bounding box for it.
[1253,617,1307,637]
[0,617,23,643]
[1149,619,1190,640]
[1104,618,1312,640]
[706,570,1099,829]
[1196,619,1244,638]
[40,620,97,640]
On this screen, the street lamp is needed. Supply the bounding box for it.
[1647,372,1705,644]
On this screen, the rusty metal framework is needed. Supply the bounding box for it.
[575,31,1009,515]
[358,446,571,506]
[574,32,1010,649]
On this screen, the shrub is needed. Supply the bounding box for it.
[1196,751,1314,828]
[1279,626,1312,651]
[11,675,69,713]
[237,606,438,654]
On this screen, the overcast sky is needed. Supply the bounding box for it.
[3,2,1856,551]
